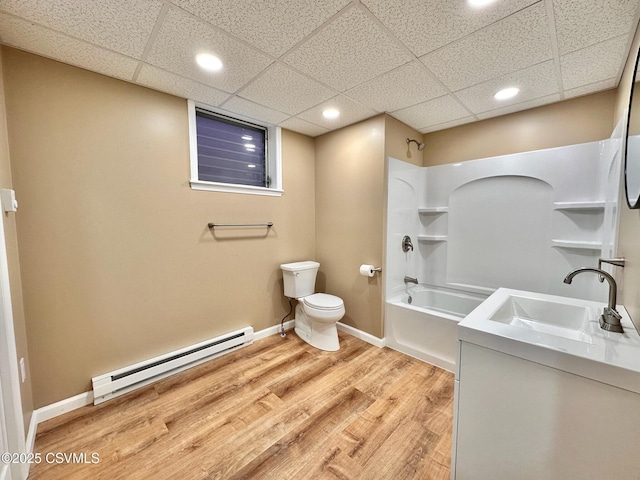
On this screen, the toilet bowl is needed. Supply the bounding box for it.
[280,262,345,351]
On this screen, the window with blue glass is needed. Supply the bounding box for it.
[188,101,282,196]
[195,109,268,187]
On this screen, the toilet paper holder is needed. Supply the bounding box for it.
[360,264,382,277]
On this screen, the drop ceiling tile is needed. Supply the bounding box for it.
[564,78,617,99]
[145,6,273,93]
[296,95,378,130]
[345,61,447,113]
[561,35,628,90]
[552,0,639,55]
[239,63,336,116]
[279,117,330,137]
[454,61,559,114]
[0,14,138,81]
[476,94,561,120]
[419,116,476,134]
[421,3,553,91]
[283,6,413,92]
[390,95,471,130]
[136,64,230,106]
[171,0,351,57]
[0,0,163,57]
[220,96,289,125]
[361,0,539,57]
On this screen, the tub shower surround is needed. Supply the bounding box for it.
[385,140,621,370]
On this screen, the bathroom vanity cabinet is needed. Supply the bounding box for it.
[451,288,640,480]
[452,341,640,480]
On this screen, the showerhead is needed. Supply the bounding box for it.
[406,138,425,151]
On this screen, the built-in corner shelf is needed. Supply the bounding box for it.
[551,239,602,251]
[418,235,448,242]
[553,201,605,211]
[418,207,448,214]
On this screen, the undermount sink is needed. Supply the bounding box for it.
[487,294,594,343]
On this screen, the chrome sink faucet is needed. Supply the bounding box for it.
[563,268,623,333]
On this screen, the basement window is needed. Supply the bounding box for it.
[188,100,283,196]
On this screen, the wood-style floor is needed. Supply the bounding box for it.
[29,331,454,479]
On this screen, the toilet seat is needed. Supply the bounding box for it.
[302,293,345,324]
[303,293,343,310]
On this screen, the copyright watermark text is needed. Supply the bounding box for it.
[2,452,100,465]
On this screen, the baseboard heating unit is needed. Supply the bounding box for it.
[92,327,254,405]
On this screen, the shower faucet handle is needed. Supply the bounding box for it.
[402,235,414,252]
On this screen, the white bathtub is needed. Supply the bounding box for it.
[385,286,486,372]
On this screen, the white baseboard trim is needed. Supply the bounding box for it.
[25,391,94,465]
[26,324,298,437]
[35,391,94,425]
[24,321,383,454]
[337,322,385,348]
[254,320,295,341]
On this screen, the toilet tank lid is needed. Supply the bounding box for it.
[280,261,320,271]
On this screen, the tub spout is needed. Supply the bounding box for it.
[404,276,418,285]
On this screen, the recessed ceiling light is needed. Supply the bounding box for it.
[468,0,496,7]
[195,53,223,72]
[493,87,520,101]
[247,164,257,168]
[241,135,253,141]
[322,108,340,120]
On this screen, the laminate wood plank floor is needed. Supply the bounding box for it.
[29,331,454,480]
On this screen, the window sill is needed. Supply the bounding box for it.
[190,180,283,197]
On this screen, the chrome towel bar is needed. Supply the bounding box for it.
[208,222,273,228]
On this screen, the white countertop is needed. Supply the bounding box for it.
[457,288,640,394]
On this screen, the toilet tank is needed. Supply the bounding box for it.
[280,261,320,298]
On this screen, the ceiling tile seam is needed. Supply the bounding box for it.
[446,57,557,98]
[356,2,475,119]
[543,0,565,100]
[132,61,234,96]
[416,0,547,62]
[132,2,172,83]
[469,92,558,117]
[420,117,476,133]
[285,92,374,128]
[388,93,479,128]
[270,0,359,61]
[0,11,143,75]
[615,9,640,85]
[565,78,617,96]
[214,60,343,121]
[165,3,279,64]
[219,92,295,122]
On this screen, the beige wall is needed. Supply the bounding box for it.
[314,114,423,339]
[0,48,33,430]
[2,48,316,408]
[615,23,640,327]
[384,115,424,167]
[315,115,385,338]
[423,90,617,166]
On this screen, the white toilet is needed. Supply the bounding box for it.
[280,261,345,351]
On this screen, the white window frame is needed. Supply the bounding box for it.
[188,99,283,196]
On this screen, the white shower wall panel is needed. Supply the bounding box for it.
[421,141,609,301]
[386,159,424,297]
[386,139,619,304]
